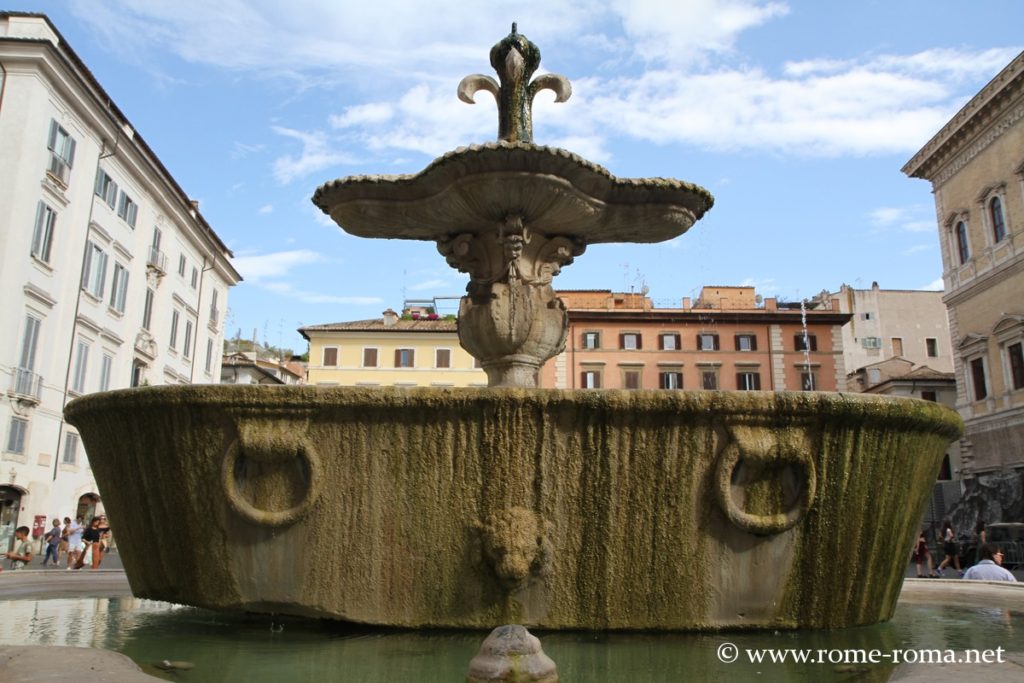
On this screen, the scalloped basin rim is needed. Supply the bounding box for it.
[65,385,962,438]
[311,142,714,244]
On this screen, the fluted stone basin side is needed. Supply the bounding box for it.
[64,386,960,631]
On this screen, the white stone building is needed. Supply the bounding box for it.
[0,13,241,552]
[813,283,954,388]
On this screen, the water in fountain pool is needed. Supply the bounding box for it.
[0,597,1020,681]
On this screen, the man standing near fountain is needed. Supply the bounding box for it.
[962,544,1017,582]
[3,526,33,570]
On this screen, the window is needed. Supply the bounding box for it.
[891,337,903,357]
[142,288,155,331]
[620,333,642,350]
[99,353,113,392]
[178,254,187,276]
[71,339,90,393]
[190,266,199,289]
[110,262,129,314]
[395,349,415,368]
[659,333,680,351]
[62,432,79,465]
[209,289,220,327]
[581,369,602,388]
[131,361,145,387]
[46,119,76,184]
[6,417,28,454]
[794,333,817,352]
[861,312,874,321]
[955,221,970,264]
[435,348,451,368]
[735,334,757,351]
[701,369,718,390]
[970,357,988,401]
[921,390,938,402]
[862,337,882,349]
[1007,342,1024,391]
[659,371,683,389]
[116,191,138,227]
[800,371,817,391]
[183,320,194,359]
[990,196,1006,243]
[169,310,180,350]
[698,333,719,351]
[205,339,214,374]
[94,169,118,207]
[737,372,761,390]
[81,241,108,298]
[16,315,41,395]
[582,331,600,349]
[31,201,57,263]
[926,338,938,358]
[363,348,379,367]
[322,347,338,366]
[623,369,642,389]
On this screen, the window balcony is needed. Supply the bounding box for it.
[208,305,220,330]
[10,367,43,403]
[147,246,168,273]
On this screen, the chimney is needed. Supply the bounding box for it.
[382,308,399,326]
[764,298,778,311]
[681,297,691,309]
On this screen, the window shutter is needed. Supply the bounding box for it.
[94,170,104,195]
[66,136,76,167]
[810,335,817,352]
[754,373,761,390]
[619,333,626,349]
[47,120,58,151]
[734,334,740,350]
[751,335,758,351]
[581,372,587,388]
[636,334,642,350]
[395,349,401,367]
[713,335,720,350]
[658,334,664,350]
[736,373,743,389]
[696,334,703,349]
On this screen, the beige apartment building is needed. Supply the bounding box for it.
[300,305,487,387]
[903,51,1024,515]
[540,287,851,392]
[817,283,954,385]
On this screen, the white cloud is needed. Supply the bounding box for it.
[869,206,936,234]
[921,277,945,291]
[902,244,933,255]
[271,126,358,184]
[330,103,394,128]
[258,204,274,214]
[233,249,323,281]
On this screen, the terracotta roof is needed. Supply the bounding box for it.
[299,317,457,339]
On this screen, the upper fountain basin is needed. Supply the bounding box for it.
[312,142,714,242]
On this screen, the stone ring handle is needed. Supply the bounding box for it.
[714,426,817,536]
[221,420,322,528]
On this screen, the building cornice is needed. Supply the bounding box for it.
[903,50,1024,184]
[943,251,1024,307]
[567,309,852,326]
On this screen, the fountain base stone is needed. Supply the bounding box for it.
[64,385,960,631]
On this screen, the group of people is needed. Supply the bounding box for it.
[912,518,1017,582]
[3,515,111,571]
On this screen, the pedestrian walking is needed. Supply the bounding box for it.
[42,518,62,567]
[936,518,962,576]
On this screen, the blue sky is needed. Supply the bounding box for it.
[15,1,1024,354]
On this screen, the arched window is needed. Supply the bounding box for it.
[990,196,1006,243]
[955,221,970,264]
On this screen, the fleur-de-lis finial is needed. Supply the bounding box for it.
[458,24,572,143]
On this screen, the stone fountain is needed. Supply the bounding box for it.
[64,27,961,631]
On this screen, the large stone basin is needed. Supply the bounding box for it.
[64,386,960,631]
